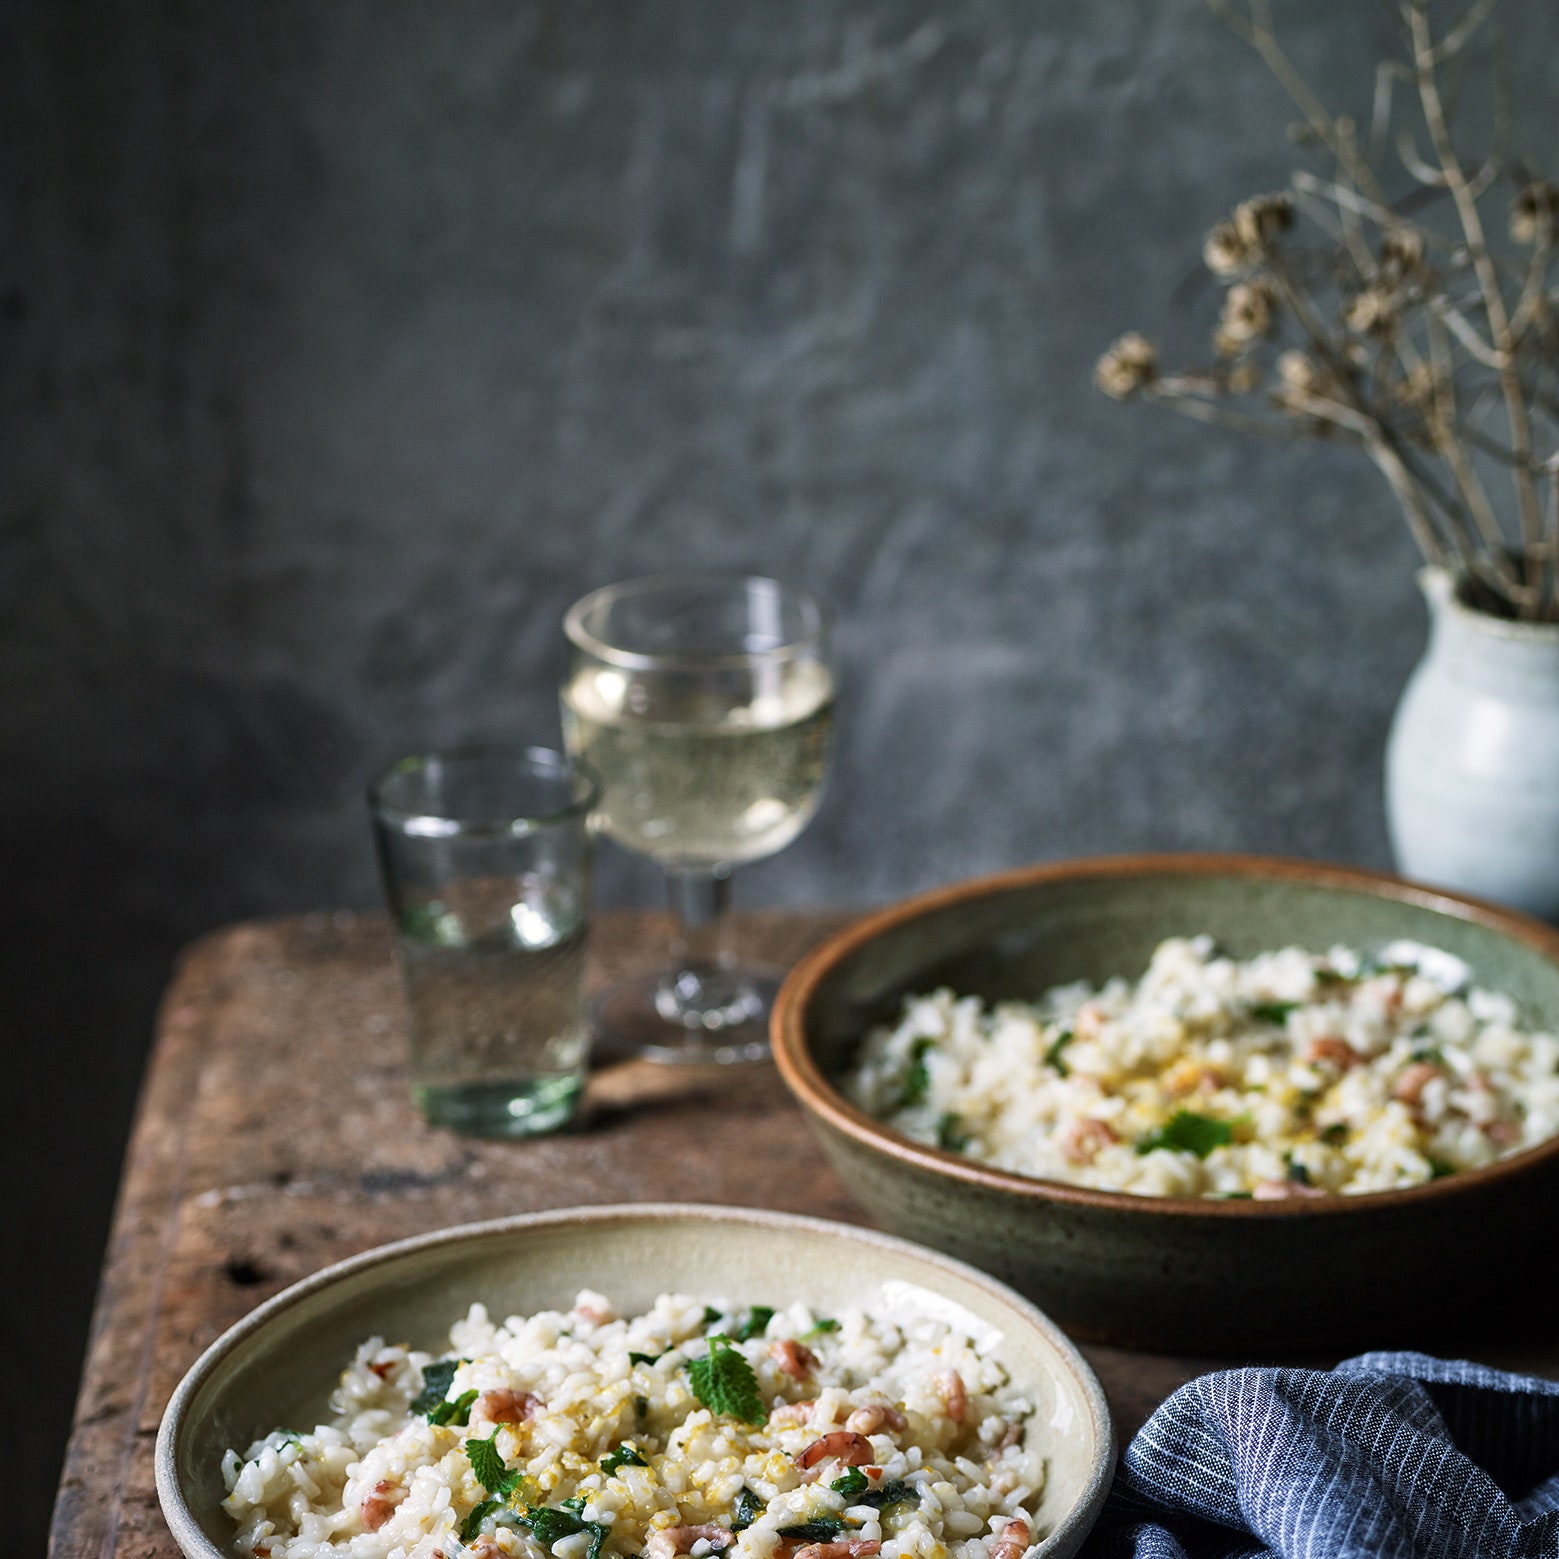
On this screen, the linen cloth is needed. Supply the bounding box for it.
[1081,1352,1559,1559]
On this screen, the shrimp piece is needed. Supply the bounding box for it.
[646,1526,735,1559]
[793,1543,881,1559]
[1251,1179,1328,1201]
[1303,1037,1362,1070]
[995,1421,1024,1451]
[1488,1118,1523,1148]
[1059,1118,1117,1167]
[845,1403,907,1435]
[1393,1062,1444,1107]
[475,1389,539,1425]
[1164,1059,1223,1097]
[467,1540,506,1559]
[367,1349,401,1380]
[989,1517,1032,1559]
[772,1339,819,1380]
[796,1431,874,1471]
[934,1370,968,1423]
[361,1479,400,1532]
[770,1400,816,1428]
[1074,1003,1106,1040]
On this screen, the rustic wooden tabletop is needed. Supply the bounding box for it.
[47,908,1554,1558]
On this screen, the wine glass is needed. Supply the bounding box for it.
[561,575,834,1063]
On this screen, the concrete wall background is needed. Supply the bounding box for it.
[8,1,1556,1548]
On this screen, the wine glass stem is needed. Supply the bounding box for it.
[656,867,764,1030]
[667,866,734,975]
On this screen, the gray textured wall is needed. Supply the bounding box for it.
[9,1,1557,1548]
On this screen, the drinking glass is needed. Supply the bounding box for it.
[369,746,598,1135]
[561,575,834,1063]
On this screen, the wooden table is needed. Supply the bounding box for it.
[47,909,1555,1557]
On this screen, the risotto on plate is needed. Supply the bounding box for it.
[848,936,1559,1198]
[221,1290,1044,1559]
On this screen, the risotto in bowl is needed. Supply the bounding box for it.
[156,1206,1112,1559]
[771,855,1559,1350]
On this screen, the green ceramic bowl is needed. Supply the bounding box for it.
[156,1204,1114,1559]
[771,854,1559,1351]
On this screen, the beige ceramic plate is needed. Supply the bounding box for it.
[155,1204,1114,1559]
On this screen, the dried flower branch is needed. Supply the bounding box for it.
[1098,0,1559,620]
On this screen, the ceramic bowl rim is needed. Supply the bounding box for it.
[154,1202,1115,1559]
[770,851,1559,1220]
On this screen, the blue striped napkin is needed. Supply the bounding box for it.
[1081,1352,1559,1558]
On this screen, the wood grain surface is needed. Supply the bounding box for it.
[54,908,1539,1558]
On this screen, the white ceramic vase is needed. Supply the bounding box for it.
[1386,565,1559,920]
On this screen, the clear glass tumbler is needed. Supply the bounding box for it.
[368,746,599,1135]
[561,575,834,1063]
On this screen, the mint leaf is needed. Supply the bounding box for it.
[734,1306,774,1342]
[733,1488,764,1530]
[628,1351,663,1366]
[831,1468,869,1500]
[430,1388,479,1428]
[460,1498,500,1542]
[802,1318,839,1339]
[602,1442,648,1475]
[779,1519,851,1541]
[899,1039,934,1107]
[702,1305,723,1327]
[1250,1001,1298,1025]
[1136,1110,1233,1159]
[465,1432,518,1496]
[1044,1028,1074,1077]
[1320,1122,1349,1146]
[410,1357,461,1417]
[687,1335,765,1425]
[936,1112,970,1152]
[859,1480,919,1511]
[522,1505,610,1559]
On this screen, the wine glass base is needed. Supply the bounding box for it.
[589,971,779,1065]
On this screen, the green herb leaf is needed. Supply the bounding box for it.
[461,1498,500,1542]
[1136,1110,1234,1159]
[702,1306,723,1327]
[1314,967,1352,986]
[1320,1122,1350,1146]
[1429,1157,1458,1179]
[936,1113,970,1153]
[1412,1044,1446,1064]
[635,1395,648,1419]
[410,1358,461,1417]
[1250,1001,1299,1025]
[733,1487,764,1531]
[831,1468,870,1500]
[1286,1158,1312,1185]
[802,1318,839,1338]
[899,1039,934,1108]
[859,1480,919,1511]
[628,1351,663,1366]
[465,1432,510,1495]
[778,1519,851,1541]
[602,1442,649,1475]
[687,1335,765,1425]
[1044,1028,1074,1077]
[522,1505,610,1559]
[734,1306,775,1342]
[430,1388,479,1428]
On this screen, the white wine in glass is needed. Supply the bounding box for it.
[561,575,834,1062]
